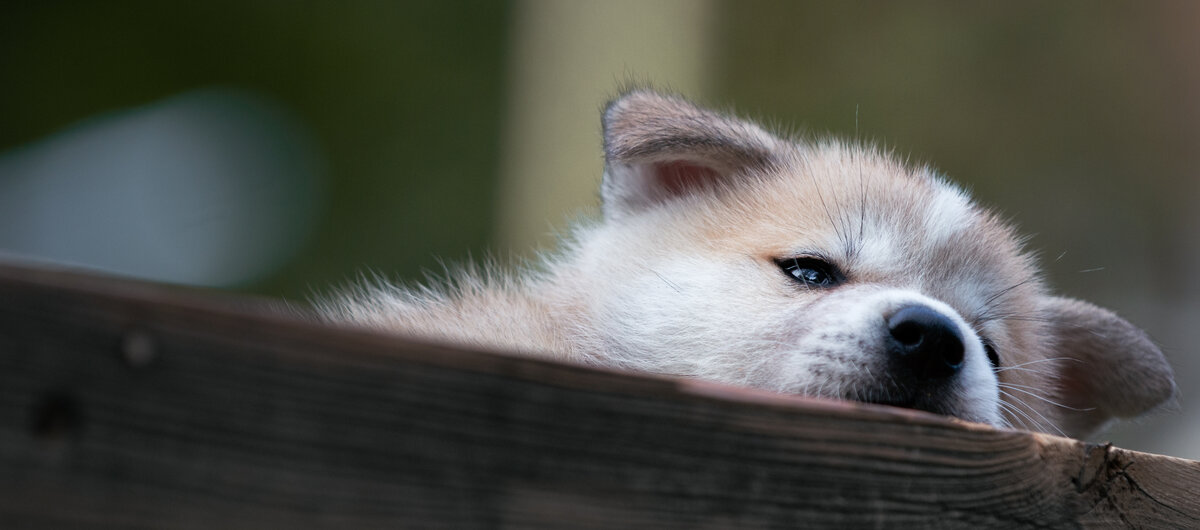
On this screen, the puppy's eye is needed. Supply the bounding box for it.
[777,257,842,288]
[983,340,1000,368]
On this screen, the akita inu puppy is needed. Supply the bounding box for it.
[324,90,1175,439]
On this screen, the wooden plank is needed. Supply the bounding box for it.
[0,262,1197,528]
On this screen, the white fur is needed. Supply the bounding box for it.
[924,182,974,246]
[321,90,1175,439]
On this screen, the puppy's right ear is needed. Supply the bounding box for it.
[601,90,786,219]
[1040,296,1177,439]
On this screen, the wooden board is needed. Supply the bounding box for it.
[0,262,1197,528]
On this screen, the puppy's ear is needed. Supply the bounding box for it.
[601,90,785,219]
[1040,296,1177,438]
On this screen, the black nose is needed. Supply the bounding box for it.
[887,305,965,380]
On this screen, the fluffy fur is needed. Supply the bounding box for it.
[321,90,1176,439]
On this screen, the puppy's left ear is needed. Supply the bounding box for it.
[601,90,786,220]
[1041,296,1177,438]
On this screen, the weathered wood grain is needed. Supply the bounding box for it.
[0,262,1196,528]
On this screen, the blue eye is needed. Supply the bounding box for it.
[778,257,842,288]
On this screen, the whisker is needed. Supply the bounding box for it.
[1000,389,1068,437]
[855,133,867,262]
[992,404,1014,430]
[997,394,1046,433]
[974,309,1054,326]
[996,400,1031,431]
[648,268,683,294]
[994,356,1079,373]
[806,160,848,254]
[980,278,1038,312]
[999,384,1094,412]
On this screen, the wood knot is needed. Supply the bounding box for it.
[121,329,157,368]
[1073,442,1114,493]
[29,391,84,443]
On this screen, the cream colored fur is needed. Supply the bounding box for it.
[322,90,1176,439]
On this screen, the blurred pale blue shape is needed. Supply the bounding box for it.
[0,88,323,286]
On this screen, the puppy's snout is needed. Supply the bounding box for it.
[887,305,965,379]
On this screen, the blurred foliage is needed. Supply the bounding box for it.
[0,1,511,299]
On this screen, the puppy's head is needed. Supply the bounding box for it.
[578,89,1175,438]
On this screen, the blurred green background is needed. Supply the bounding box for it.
[2,1,1196,457]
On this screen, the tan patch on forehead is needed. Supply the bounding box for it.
[686,144,912,258]
[677,144,997,283]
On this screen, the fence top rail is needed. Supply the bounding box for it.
[0,261,1196,529]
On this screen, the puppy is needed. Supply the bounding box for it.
[323,90,1176,439]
